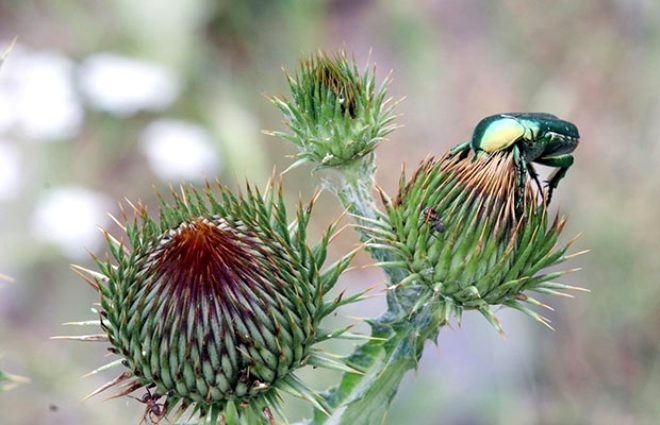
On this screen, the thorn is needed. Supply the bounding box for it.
[562,284,590,293]
[536,317,555,331]
[50,334,108,342]
[564,249,590,260]
[70,264,101,291]
[327,222,353,243]
[61,320,101,326]
[82,359,125,378]
[104,380,143,400]
[82,372,131,400]
[106,213,126,231]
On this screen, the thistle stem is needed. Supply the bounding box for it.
[330,154,408,286]
[314,155,446,425]
[319,305,447,425]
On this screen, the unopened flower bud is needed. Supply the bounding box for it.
[270,51,396,168]
[67,181,359,423]
[374,153,586,333]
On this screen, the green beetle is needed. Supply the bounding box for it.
[449,112,579,205]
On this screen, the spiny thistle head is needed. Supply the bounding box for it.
[269,50,397,169]
[66,180,361,424]
[374,153,586,333]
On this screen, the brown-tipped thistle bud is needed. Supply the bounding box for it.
[373,153,586,333]
[269,51,397,169]
[66,181,361,424]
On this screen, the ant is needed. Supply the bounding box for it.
[263,406,277,425]
[129,387,170,425]
[421,207,445,234]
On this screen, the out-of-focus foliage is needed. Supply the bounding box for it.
[0,1,658,424]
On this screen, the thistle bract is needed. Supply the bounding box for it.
[270,51,396,168]
[374,153,585,333]
[69,181,359,424]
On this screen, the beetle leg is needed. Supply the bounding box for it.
[525,162,544,200]
[447,141,472,159]
[512,145,528,210]
[534,154,574,204]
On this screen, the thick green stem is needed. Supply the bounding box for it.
[309,300,445,425]
[309,155,446,425]
[329,154,408,286]
[320,331,417,425]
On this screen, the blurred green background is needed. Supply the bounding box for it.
[0,1,658,424]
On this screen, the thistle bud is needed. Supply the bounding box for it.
[374,153,586,333]
[66,181,359,424]
[269,51,396,168]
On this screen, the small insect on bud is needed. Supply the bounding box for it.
[374,152,586,333]
[421,207,445,234]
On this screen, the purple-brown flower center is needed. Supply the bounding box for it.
[154,218,255,292]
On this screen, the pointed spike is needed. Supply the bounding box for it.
[104,380,143,400]
[506,301,555,331]
[327,222,353,244]
[518,294,555,311]
[278,374,330,416]
[106,212,126,232]
[453,304,463,328]
[82,359,125,378]
[282,157,310,174]
[70,264,105,291]
[315,324,355,342]
[50,334,108,342]
[101,230,125,252]
[563,249,590,260]
[82,372,131,400]
[563,231,583,247]
[335,332,384,341]
[478,307,505,335]
[373,260,409,269]
[307,352,364,375]
[531,287,575,298]
[540,281,590,293]
[61,320,102,326]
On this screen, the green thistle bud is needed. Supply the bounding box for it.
[64,181,360,424]
[373,153,586,333]
[269,51,397,169]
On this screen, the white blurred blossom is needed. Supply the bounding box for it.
[139,119,220,181]
[79,53,180,116]
[0,140,20,200]
[0,44,83,140]
[30,187,113,258]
